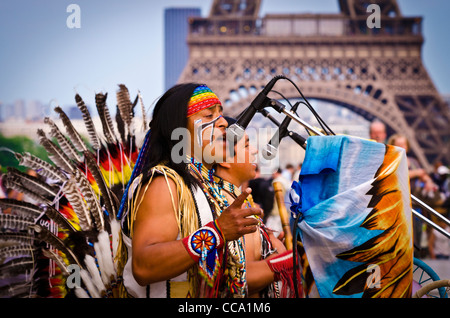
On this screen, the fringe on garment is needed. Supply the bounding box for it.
[114,165,200,298]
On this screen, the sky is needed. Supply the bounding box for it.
[1,0,449,116]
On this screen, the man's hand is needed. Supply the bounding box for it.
[217,188,263,241]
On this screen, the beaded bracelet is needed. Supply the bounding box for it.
[182,220,225,263]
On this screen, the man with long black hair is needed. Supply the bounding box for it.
[119,84,262,298]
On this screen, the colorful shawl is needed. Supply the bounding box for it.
[290,135,413,298]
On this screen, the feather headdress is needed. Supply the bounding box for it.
[0,84,144,298]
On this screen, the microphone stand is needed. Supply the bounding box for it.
[268,99,324,137]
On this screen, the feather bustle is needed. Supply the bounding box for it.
[1,83,142,298]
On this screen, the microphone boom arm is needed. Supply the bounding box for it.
[268,99,324,137]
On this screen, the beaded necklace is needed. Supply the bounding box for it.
[187,156,229,215]
[215,176,236,198]
[214,175,259,218]
[186,155,247,298]
[214,175,280,297]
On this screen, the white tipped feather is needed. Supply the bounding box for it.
[110,219,121,270]
[84,254,106,294]
[93,241,109,286]
[80,269,101,298]
[74,287,90,298]
[98,230,115,279]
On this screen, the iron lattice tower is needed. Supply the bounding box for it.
[178,0,450,170]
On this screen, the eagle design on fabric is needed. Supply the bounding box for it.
[0,85,143,298]
[332,145,413,297]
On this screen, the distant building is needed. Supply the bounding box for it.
[164,7,201,90]
[0,100,52,122]
[15,100,26,120]
[27,100,44,121]
[67,105,84,120]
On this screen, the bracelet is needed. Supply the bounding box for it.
[182,221,225,262]
[265,250,301,298]
[266,250,294,276]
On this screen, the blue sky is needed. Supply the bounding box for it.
[0,0,449,113]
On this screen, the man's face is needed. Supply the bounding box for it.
[229,134,258,183]
[187,104,228,163]
[393,136,408,151]
[370,122,387,143]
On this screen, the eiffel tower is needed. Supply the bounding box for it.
[178,0,450,170]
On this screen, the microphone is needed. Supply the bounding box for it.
[262,101,304,159]
[259,109,306,149]
[227,76,283,143]
[287,131,307,149]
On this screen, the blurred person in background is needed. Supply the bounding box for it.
[428,218,450,260]
[388,133,439,257]
[369,119,387,143]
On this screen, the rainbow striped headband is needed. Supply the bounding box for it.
[187,84,221,117]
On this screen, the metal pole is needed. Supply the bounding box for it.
[280,107,324,137]
[413,209,450,239]
[411,194,450,228]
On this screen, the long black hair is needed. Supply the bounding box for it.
[142,83,202,189]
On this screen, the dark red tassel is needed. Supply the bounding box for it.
[266,250,303,298]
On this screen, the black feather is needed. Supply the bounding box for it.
[44,117,82,162]
[42,204,77,233]
[15,152,67,182]
[30,224,82,268]
[36,129,75,173]
[0,198,43,219]
[6,167,59,198]
[75,94,100,150]
[83,151,116,219]
[3,174,51,205]
[54,106,88,153]
[115,105,126,144]
[95,93,116,144]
